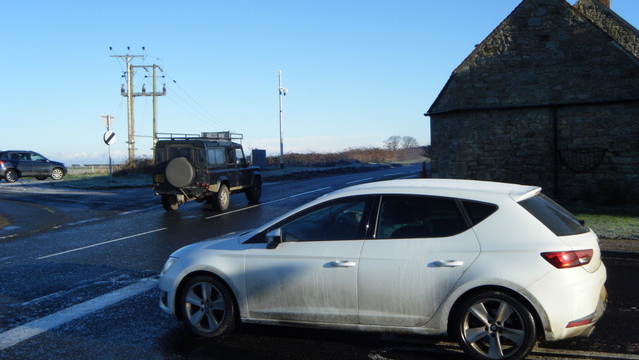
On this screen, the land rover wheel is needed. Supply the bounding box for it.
[162,194,179,211]
[213,184,230,212]
[245,177,262,204]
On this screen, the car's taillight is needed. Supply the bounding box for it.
[541,250,593,268]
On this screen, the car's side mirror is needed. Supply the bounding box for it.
[266,228,282,249]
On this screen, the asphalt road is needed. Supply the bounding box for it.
[0,164,638,360]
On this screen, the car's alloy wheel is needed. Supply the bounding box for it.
[214,184,230,212]
[179,275,237,338]
[51,168,64,180]
[4,169,18,183]
[452,291,537,360]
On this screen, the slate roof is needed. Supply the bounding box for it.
[427,0,639,115]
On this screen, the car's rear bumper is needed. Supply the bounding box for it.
[528,262,607,341]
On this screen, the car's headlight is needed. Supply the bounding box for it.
[161,257,178,275]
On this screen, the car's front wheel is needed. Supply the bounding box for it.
[178,275,238,338]
[451,291,537,360]
[51,167,64,180]
[4,169,18,183]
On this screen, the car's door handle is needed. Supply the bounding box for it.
[329,260,357,268]
[433,260,464,267]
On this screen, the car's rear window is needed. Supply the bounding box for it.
[518,194,589,236]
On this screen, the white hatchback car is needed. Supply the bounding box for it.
[158,179,607,360]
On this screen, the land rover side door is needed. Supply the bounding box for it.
[224,146,240,189]
[205,146,226,184]
[235,148,253,187]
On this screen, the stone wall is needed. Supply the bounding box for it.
[430,102,639,204]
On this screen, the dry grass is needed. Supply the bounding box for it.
[112,157,155,177]
[266,147,427,168]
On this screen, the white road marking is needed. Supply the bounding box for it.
[52,217,105,229]
[346,177,373,185]
[205,186,332,220]
[0,278,157,351]
[36,228,167,260]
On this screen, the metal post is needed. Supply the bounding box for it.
[278,70,288,169]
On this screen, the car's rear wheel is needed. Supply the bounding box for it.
[451,291,537,360]
[245,177,262,204]
[51,167,64,180]
[213,184,230,212]
[4,169,18,183]
[178,275,237,338]
[162,194,179,211]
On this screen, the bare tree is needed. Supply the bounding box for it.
[383,136,402,151]
[401,136,419,149]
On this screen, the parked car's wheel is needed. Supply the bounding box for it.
[162,195,179,211]
[4,169,18,183]
[214,184,230,212]
[178,275,237,338]
[245,177,262,204]
[51,167,64,180]
[451,291,537,360]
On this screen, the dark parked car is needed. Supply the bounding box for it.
[0,150,67,183]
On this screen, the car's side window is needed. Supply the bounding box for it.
[376,195,470,239]
[462,200,498,226]
[235,148,246,165]
[31,153,46,162]
[207,148,226,167]
[279,198,370,242]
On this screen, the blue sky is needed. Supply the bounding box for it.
[1,1,638,165]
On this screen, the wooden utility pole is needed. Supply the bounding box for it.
[111,51,165,162]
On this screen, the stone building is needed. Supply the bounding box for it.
[426,0,639,204]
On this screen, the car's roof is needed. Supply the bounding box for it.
[327,178,540,203]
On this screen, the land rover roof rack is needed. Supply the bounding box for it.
[156,131,243,142]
